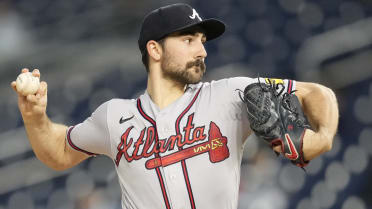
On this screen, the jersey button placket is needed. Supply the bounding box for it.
[153,116,174,209]
[157,114,185,209]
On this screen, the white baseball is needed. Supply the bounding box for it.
[16,72,40,96]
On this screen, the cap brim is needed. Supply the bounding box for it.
[169,18,225,41]
[197,19,226,41]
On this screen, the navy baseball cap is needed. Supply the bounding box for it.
[138,3,225,54]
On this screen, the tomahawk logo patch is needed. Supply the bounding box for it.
[115,113,230,168]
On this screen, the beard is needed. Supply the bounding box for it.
[161,51,206,85]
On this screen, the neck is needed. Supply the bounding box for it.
[147,67,187,110]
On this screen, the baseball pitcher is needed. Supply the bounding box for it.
[11,3,339,209]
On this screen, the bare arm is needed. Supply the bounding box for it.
[11,68,89,171]
[295,82,339,161]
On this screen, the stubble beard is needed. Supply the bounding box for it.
[161,51,206,85]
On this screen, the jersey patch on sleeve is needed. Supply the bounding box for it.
[262,78,294,96]
[264,78,284,85]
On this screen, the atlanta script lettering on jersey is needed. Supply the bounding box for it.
[115,113,230,168]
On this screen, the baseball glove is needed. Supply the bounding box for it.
[240,80,311,167]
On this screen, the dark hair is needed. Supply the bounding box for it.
[141,50,150,72]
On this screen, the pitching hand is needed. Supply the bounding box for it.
[11,68,48,122]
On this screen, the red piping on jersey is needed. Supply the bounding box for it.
[66,126,98,156]
[174,87,202,209]
[137,99,171,209]
[287,80,293,93]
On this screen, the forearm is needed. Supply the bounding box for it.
[298,83,339,160]
[12,69,89,170]
[23,114,69,170]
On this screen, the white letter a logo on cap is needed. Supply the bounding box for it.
[189,9,202,21]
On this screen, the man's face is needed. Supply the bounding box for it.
[160,30,207,85]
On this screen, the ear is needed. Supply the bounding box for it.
[146,40,163,61]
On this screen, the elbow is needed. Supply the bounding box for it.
[322,133,334,153]
[49,163,69,171]
[48,157,75,171]
[35,154,70,171]
[324,140,333,152]
[45,160,69,171]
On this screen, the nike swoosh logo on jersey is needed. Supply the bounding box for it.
[119,115,134,124]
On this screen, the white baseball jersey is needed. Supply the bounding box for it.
[66,77,295,209]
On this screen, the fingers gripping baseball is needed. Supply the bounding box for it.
[11,68,48,119]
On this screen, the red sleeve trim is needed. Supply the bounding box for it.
[66,126,98,156]
[287,80,293,93]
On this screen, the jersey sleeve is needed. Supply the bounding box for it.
[66,101,112,157]
[226,77,296,104]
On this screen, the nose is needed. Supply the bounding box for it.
[196,42,207,59]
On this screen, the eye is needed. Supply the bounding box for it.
[184,37,192,44]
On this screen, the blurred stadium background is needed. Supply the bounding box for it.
[0,0,372,208]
